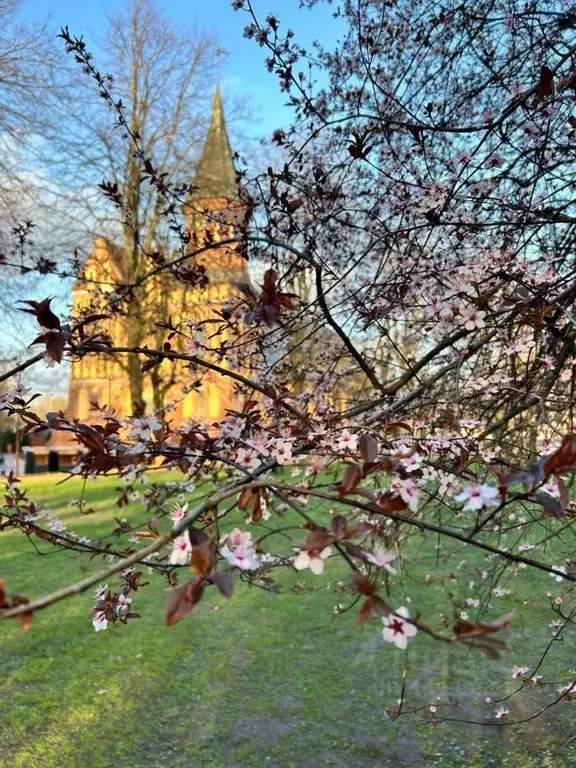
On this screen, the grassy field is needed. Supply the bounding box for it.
[1,472,576,767]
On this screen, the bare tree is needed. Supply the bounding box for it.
[45,0,223,413]
[0,0,71,355]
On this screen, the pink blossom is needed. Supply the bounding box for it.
[402,453,423,473]
[305,458,326,475]
[558,683,576,700]
[228,528,253,548]
[169,502,188,522]
[187,331,206,354]
[337,430,358,452]
[397,478,420,512]
[250,432,270,454]
[459,307,486,331]
[438,472,457,495]
[236,447,261,469]
[272,440,293,465]
[221,543,259,571]
[366,544,397,574]
[485,153,503,169]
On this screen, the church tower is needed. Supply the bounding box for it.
[65,86,248,427]
[178,86,249,424]
[183,87,248,285]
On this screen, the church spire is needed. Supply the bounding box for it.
[192,87,238,201]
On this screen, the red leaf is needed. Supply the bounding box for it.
[358,433,378,463]
[302,529,335,551]
[212,571,234,598]
[238,487,267,523]
[339,464,363,496]
[357,597,373,624]
[454,610,515,639]
[376,493,408,514]
[262,269,277,294]
[0,578,33,634]
[166,578,205,627]
[350,572,376,597]
[187,529,216,576]
[544,433,576,477]
[535,492,564,519]
[536,65,554,102]
[18,298,61,330]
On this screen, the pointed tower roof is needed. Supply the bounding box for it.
[192,87,238,201]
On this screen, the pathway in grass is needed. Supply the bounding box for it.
[1,474,576,767]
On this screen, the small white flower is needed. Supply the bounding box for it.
[94,584,108,600]
[454,484,499,511]
[402,453,423,473]
[293,547,332,575]
[511,666,529,679]
[92,612,108,632]
[169,535,192,565]
[382,606,418,649]
[518,543,534,552]
[551,566,567,582]
[397,478,420,512]
[557,683,576,699]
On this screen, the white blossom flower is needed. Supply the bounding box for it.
[382,606,418,649]
[169,535,192,565]
[518,543,534,552]
[557,683,576,700]
[402,453,423,473]
[94,584,108,600]
[454,484,499,511]
[511,666,529,679]
[293,547,332,575]
[551,566,567,582]
[92,612,108,632]
[221,544,260,571]
[397,478,420,512]
[129,414,162,441]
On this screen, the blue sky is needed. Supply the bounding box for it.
[23,0,342,138]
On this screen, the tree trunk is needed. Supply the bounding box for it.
[126,314,146,416]
[151,368,164,413]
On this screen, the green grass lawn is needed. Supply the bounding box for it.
[1,472,576,767]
